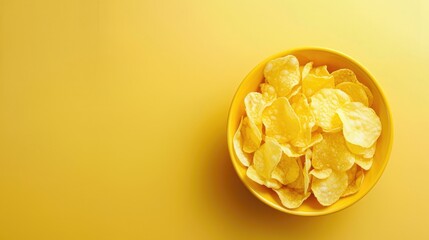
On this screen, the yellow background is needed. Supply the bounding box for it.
[0,0,428,239]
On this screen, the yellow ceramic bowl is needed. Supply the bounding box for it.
[227,47,393,216]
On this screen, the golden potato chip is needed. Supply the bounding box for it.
[302,73,335,97]
[301,62,313,80]
[355,157,373,170]
[310,168,332,180]
[253,138,283,179]
[286,158,304,190]
[272,154,300,185]
[233,117,252,167]
[346,141,376,159]
[310,89,351,132]
[241,117,262,153]
[359,82,374,107]
[303,149,312,194]
[262,97,301,143]
[342,165,364,197]
[312,170,348,206]
[332,68,358,85]
[311,65,330,76]
[291,94,315,148]
[274,187,311,209]
[280,143,305,158]
[246,165,282,189]
[312,132,356,171]
[298,132,323,153]
[336,82,369,106]
[244,92,266,126]
[260,83,277,103]
[287,85,302,100]
[264,55,300,97]
[337,102,382,148]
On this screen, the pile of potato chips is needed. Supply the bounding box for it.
[234,55,381,208]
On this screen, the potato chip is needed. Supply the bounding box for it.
[359,82,374,107]
[264,55,300,97]
[346,141,376,159]
[310,89,351,132]
[302,73,335,97]
[260,83,277,103]
[275,187,311,209]
[336,82,369,106]
[262,97,301,143]
[244,92,266,126]
[298,132,323,153]
[355,157,373,170]
[337,102,382,148]
[246,165,282,189]
[310,168,332,179]
[291,94,315,148]
[233,117,252,167]
[287,85,302,100]
[311,65,330,76]
[312,170,348,206]
[253,138,283,179]
[312,132,356,171]
[280,143,305,158]
[272,154,300,185]
[342,165,364,197]
[332,68,358,85]
[303,149,312,194]
[301,62,313,80]
[286,158,304,190]
[241,117,262,153]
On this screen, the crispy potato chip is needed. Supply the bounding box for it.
[342,165,364,197]
[233,117,252,167]
[359,82,374,107]
[311,65,330,76]
[355,157,373,170]
[287,158,304,190]
[301,62,313,80]
[337,102,382,148]
[312,170,348,206]
[272,154,300,185]
[260,83,277,103]
[247,165,282,189]
[310,168,332,180]
[287,85,302,100]
[332,68,358,85]
[291,94,315,148]
[241,117,262,153]
[310,89,351,132]
[262,97,301,143]
[312,132,356,171]
[280,143,305,158]
[346,141,376,158]
[303,149,312,194]
[275,187,311,209]
[302,73,335,97]
[336,82,369,106]
[253,138,283,179]
[244,92,266,126]
[264,55,300,97]
[298,132,323,153]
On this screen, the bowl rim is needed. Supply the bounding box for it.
[226,46,394,216]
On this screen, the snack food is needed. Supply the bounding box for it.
[234,55,382,208]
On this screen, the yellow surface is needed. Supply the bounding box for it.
[227,47,393,216]
[0,0,428,239]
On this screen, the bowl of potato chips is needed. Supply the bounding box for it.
[227,47,393,216]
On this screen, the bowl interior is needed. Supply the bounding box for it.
[227,47,393,216]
